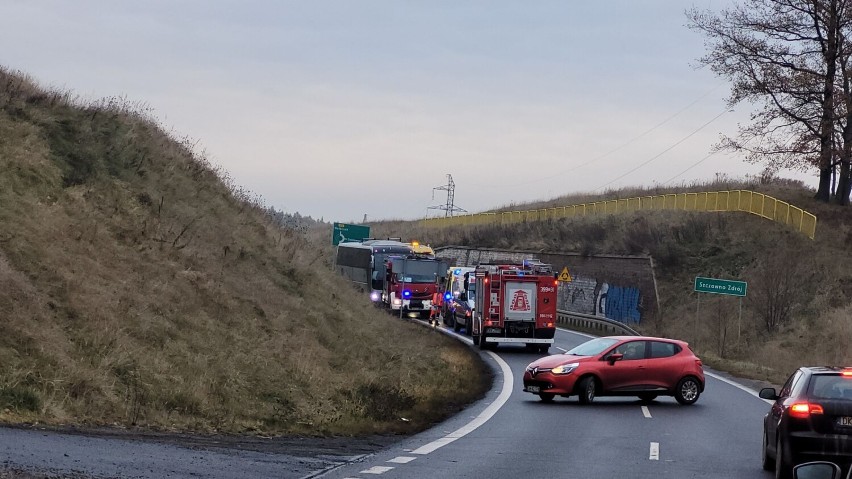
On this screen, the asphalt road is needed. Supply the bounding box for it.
[0,324,776,479]
[326,325,775,479]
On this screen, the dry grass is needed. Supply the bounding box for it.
[0,67,489,436]
[371,177,852,385]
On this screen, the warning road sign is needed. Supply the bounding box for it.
[558,267,573,282]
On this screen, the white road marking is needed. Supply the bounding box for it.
[641,405,652,418]
[387,456,416,464]
[704,370,773,404]
[556,326,596,339]
[410,350,513,455]
[649,442,660,460]
[555,346,568,352]
[361,466,394,474]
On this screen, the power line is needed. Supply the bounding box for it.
[661,134,784,185]
[595,108,731,191]
[478,82,728,189]
[661,150,723,185]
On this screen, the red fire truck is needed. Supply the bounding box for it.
[382,255,448,318]
[472,260,558,352]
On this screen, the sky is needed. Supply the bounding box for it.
[0,1,814,222]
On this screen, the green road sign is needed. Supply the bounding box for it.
[694,276,747,297]
[332,222,370,246]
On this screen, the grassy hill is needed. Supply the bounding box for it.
[371,179,852,385]
[0,67,489,435]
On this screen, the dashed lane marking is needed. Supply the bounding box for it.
[641,405,652,418]
[387,456,416,464]
[649,442,660,460]
[361,465,394,474]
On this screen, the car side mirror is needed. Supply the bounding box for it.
[793,461,842,479]
[759,387,779,401]
[607,353,624,365]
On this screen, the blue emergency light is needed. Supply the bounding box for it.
[454,268,462,275]
[444,292,452,301]
[403,290,412,299]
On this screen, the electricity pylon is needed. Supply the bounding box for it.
[428,174,467,217]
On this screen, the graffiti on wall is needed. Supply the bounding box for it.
[559,275,642,324]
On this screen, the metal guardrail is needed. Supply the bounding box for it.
[421,190,817,239]
[556,309,640,337]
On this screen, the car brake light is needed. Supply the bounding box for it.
[789,403,824,418]
[841,370,852,377]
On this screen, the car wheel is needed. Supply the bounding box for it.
[452,313,461,332]
[578,377,596,405]
[762,430,774,471]
[538,345,550,354]
[539,393,555,403]
[638,393,657,403]
[674,377,701,405]
[775,436,792,479]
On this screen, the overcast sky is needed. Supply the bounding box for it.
[0,1,813,222]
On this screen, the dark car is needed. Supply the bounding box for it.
[760,367,852,479]
[522,336,705,405]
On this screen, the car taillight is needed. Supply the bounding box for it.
[789,403,824,419]
[841,370,852,377]
[695,359,703,367]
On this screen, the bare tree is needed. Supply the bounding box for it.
[836,14,852,203]
[688,0,850,203]
[750,247,807,332]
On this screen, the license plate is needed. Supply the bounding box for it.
[527,385,541,393]
[839,416,852,427]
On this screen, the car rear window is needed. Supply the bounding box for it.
[810,374,852,400]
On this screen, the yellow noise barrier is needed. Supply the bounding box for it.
[421,190,817,239]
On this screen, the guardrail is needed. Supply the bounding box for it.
[421,190,817,239]
[556,309,640,337]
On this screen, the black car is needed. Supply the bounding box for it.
[760,367,852,479]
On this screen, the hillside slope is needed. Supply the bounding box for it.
[372,180,852,384]
[0,68,489,435]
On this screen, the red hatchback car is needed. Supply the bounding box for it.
[523,336,705,405]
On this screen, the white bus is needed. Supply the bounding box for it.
[334,240,413,301]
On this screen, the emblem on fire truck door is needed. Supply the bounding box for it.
[510,290,530,311]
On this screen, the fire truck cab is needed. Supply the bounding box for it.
[472,260,558,352]
[382,255,447,318]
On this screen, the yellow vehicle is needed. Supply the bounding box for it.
[410,241,435,258]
